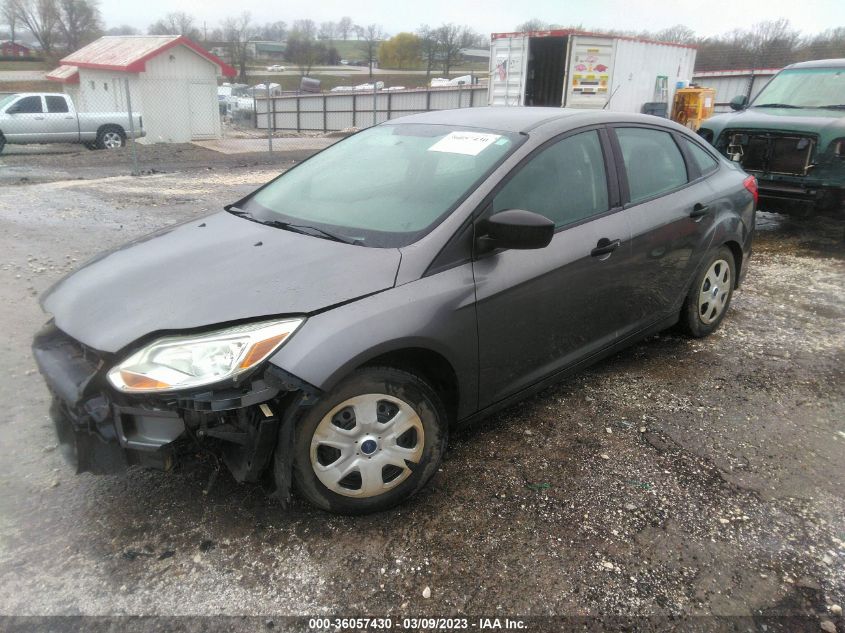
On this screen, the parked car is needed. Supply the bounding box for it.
[697,58,845,213]
[33,108,756,514]
[0,92,144,153]
[266,64,286,72]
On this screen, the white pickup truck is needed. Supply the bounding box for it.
[0,92,144,153]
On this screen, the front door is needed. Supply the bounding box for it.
[610,126,719,334]
[473,128,634,408]
[188,82,219,139]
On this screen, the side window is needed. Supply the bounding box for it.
[46,96,69,113]
[682,137,719,175]
[616,127,688,204]
[493,130,609,228]
[12,96,43,113]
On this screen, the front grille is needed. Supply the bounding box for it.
[723,130,816,176]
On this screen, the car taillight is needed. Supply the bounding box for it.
[743,175,758,205]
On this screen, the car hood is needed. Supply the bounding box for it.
[41,211,401,353]
[703,107,845,141]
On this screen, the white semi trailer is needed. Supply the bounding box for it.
[488,30,697,113]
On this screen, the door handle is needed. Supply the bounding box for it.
[690,203,710,219]
[591,238,622,257]
[64,116,74,119]
[34,116,45,120]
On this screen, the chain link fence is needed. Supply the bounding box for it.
[0,75,487,179]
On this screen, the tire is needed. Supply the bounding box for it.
[0,133,5,155]
[292,367,448,514]
[680,246,736,338]
[96,126,126,150]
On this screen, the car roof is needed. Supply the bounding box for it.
[785,58,845,70]
[387,106,689,135]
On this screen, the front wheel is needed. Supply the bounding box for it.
[680,246,736,338]
[96,126,126,150]
[292,367,447,514]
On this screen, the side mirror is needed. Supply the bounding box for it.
[729,95,749,111]
[480,209,555,251]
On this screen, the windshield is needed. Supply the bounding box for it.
[752,67,845,108]
[241,123,520,247]
[0,94,20,111]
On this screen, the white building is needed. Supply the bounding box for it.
[47,35,236,143]
[691,68,780,113]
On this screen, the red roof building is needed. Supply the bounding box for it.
[1,41,33,57]
[47,36,236,143]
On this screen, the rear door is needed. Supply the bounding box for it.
[43,95,79,142]
[489,36,529,106]
[608,125,720,334]
[473,127,635,408]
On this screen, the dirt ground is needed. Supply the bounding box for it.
[0,150,842,630]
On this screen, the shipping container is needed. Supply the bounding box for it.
[488,30,697,114]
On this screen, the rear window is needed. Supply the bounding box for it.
[46,96,69,113]
[616,127,688,204]
[682,137,719,175]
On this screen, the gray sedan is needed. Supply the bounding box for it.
[33,107,757,514]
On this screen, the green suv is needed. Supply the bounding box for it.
[698,59,844,213]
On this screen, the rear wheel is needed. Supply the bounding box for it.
[292,367,447,514]
[96,126,126,150]
[680,246,736,338]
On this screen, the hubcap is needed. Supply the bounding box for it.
[698,259,731,325]
[103,132,122,149]
[310,394,425,498]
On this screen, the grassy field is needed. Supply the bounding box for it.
[0,80,53,94]
[0,60,47,71]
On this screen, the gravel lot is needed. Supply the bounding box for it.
[0,151,842,629]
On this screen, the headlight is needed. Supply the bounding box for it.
[107,318,304,393]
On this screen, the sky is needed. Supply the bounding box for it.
[101,0,845,38]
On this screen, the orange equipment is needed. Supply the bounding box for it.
[671,88,717,131]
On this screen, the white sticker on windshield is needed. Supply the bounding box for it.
[428,131,503,156]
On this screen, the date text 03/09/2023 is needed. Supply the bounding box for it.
[306,617,527,630]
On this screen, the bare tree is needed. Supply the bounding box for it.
[653,24,695,44]
[416,24,438,79]
[318,21,335,40]
[1,0,18,44]
[55,0,101,51]
[222,11,254,81]
[291,18,316,40]
[105,24,138,36]
[286,35,325,76]
[148,11,199,39]
[337,16,353,40]
[435,23,478,75]
[10,0,59,56]
[357,23,383,79]
[515,19,548,32]
[258,20,285,41]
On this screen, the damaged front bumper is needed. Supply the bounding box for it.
[32,323,319,503]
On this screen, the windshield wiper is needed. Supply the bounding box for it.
[753,103,802,109]
[226,206,360,245]
[818,104,845,110]
[266,220,360,245]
